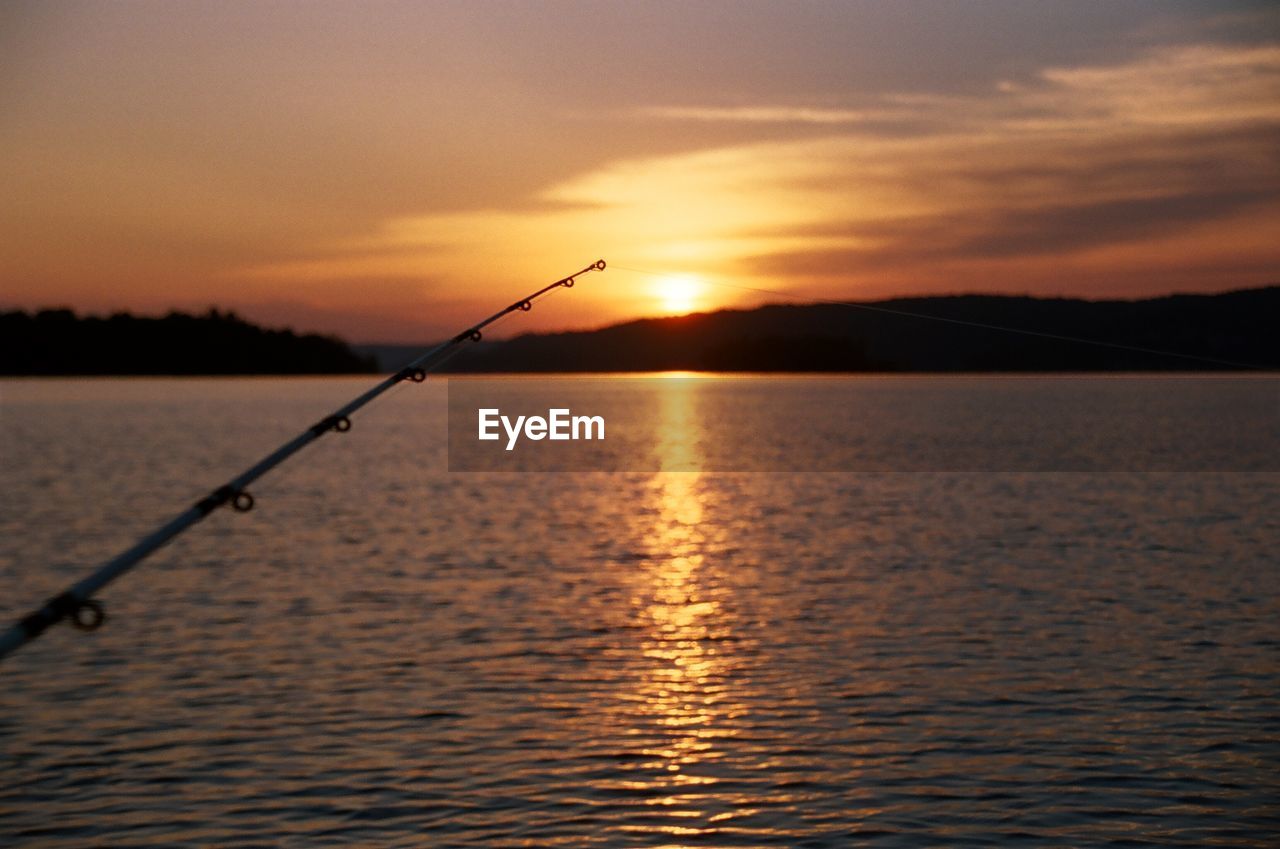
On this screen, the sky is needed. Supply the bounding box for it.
[2,0,1278,342]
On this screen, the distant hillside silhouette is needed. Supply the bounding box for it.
[1,308,376,375]
[9,288,1275,376]
[407,286,1278,373]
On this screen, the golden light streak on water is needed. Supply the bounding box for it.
[654,378,701,473]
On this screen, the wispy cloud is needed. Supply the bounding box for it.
[245,41,1280,317]
[724,43,1280,294]
[1020,43,1280,129]
[635,105,902,125]
[641,44,1280,132]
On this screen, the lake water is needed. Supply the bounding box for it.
[1,376,1278,847]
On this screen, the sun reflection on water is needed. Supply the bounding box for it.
[612,381,761,839]
[627,474,733,809]
[654,377,700,473]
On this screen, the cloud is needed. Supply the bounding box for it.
[233,41,1280,316]
[639,44,1280,133]
[750,187,1276,271]
[634,105,903,125]
[946,189,1276,259]
[723,43,1280,292]
[1033,43,1280,128]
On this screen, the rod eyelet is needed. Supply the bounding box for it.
[469,330,482,342]
[564,279,575,288]
[71,599,105,631]
[232,491,255,512]
[334,416,351,432]
[594,259,606,270]
[410,368,426,383]
[519,301,532,312]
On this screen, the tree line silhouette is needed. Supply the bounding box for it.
[6,286,1277,376]
[0,308,375,375]
[432,286,1279,373]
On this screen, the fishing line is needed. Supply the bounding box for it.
[609,263,1267,371]
[0,260,607,661]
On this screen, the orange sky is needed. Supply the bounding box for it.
[2,1,1278,342]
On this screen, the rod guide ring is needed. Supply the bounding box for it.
[469,330,482,342]
[231,491,255,512]
[71,599,105,631]
[333,416,351,432]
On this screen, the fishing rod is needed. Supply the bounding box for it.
[0,259,607,662]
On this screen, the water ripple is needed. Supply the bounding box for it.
[1,378,1277,846]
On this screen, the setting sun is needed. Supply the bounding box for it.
[654,275,704,315]
[2,4,1277,345]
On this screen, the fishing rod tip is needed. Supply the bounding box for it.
[594,259,606,270]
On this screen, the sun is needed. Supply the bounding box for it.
[654,274,703,315]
